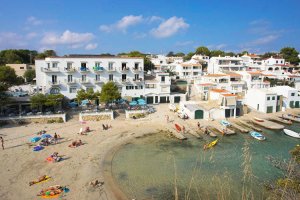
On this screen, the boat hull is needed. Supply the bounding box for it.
[283,129,300,139]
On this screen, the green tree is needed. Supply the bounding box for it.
[30,93,46,112]
[76,89,88,103]
[225,52,236,57]
[261,52,277,59]
[280,47,300,65]
[23,69,36,82]
[195,46,210,56]
[183,52,194,61]
[0,49,38,64]
[210,50,225,57]
[100,82,121,103]
[0,66,18,85]
[35,50,57,59]
[175,52,185,57]
[166,51,175,57]
[44,94,64,110]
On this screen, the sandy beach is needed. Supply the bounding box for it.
[0,105,298,200]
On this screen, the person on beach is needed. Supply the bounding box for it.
[182,126,186,134]
[197,122,200,129]
[166,115,169,123]
[54,133,59,144]
[0,136,4,150]
[102,124,106,130]
[204,127,209,135]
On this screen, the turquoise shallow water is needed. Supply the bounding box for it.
[111,123,300,200]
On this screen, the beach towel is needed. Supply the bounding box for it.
[29,176,51,186]
[33,146,44,151]
[31,137,41,143]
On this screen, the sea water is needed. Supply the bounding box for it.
[111,123,300,200]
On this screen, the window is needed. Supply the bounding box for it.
[276,60,278,64]
[140,86,143,89]
[69,88,77,93]
[122,63,127,70]
[20,67,24,69]
[52,75,57,83]
[272,96,275,100]
[290,101,295,108]
[67,62,72,68]
[95,75,100,81]
[109,74,113,81]
[135,86,138,89]
[47,63,50,68]
[108,62,114,70]
[81,63,87,67]
[52,63,58,68]
[67,75,72,82]
[82,75,86,81]
[267,97,270,100]
[50,88,60,94]
[134,74,139,80]
[277,96,280,100]
[161,76,165,82]
[122,74,126,81]
[134,63,139,69]
[146,84,155,88]
[95,62,100,67]
[291,93,295,96]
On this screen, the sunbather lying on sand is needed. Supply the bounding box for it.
[37,185,64,196]
[29,175,49,186]
[68,140,83,148]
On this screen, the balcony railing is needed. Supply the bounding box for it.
[107,67,116,72]
[42,68,60,73]
[48,81,61,85]
[93,66,104,73]
[64,67,76,73]
[79,79,90,84]
[131,67,143,72]
[120,67,130,72]
[64,79,77,84]
[133,78,143,82]
[94,79,104,84]
[79,67,90,73]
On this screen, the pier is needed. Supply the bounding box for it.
[238,120,262,132]
[280,114,300,122]
[229,122,249,133]
[268,116,292,125]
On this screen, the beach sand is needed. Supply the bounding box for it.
[0,105,298,200]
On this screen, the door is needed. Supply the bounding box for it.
[160,96,167,103]
[236,108,240,116]
[68,75,72,82]
[295,101,300,108]
[267,106,273,113]
[52,75,57,84]
[195,110,204,119]
[225,109,231,118]
[155,96,158,103]
[146,96,153,104]
[174,96,180,103]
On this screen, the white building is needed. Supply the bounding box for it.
[35,55,185,104]
[269,86,300,108]
[237,71,270,89]
[262,56,285,66]
[241,54,263,71]
[191,54,210,64]
[245,88,282,113]
[175,59,202,80]
[207,56,246,73]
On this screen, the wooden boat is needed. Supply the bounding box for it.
[254,117,264,122]
[250,131,266,141]
[281,114,300,122]
[283,129,300,139]
[205,126,218,138]
[203,139,218,150]
[175,124,181,132]
[220,120,231,126]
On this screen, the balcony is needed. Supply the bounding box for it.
[64,79,77,85]
[79,79,91,84]
[107,67,117,72]
[64,67,76,73]
[79,67,90,73]
[131,67,143,73]
[230,80,245,85]
[94,79,104,84]
[121,78,131,84]
[120,67,130,72]
[48,81,61,86]
[93,66,104,73]
[42,68,60,73]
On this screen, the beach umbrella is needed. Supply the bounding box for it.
[30,137,41,143]
[129,101,137,106]
[138,101,146,106]
[137,99,145,103]
[41,134,52,139]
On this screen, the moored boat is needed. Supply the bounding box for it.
[283,129,300,139]
[175,124,181,132]
[250,131,266,141]
[220,120,231,126]
[254,117,264,122]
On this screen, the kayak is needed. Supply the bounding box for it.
[175,124,181,132]
[204,139,218,150]
[254,117,264,122]
[250,131,266,141]
[283,129,300,139]
[220,120,231,126]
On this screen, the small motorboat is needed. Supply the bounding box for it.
[250,131,266,141]
[203,139,218,150]
[253,117,264,122]
[175,124,181,132]
[220,120,231,126]
[283,129,300,139]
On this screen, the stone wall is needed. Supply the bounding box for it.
[79,111,114,121]
[125,110,148,119]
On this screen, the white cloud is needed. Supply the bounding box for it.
[215,44,227,49]
[133,32,147,39]
[246,35,279,46]
[27,16,43,25]
[151,16,189,38]
[100,15,144,33]
[148,16,164,23]
[41,30,94,46]
[26,32,38,39]
[0,32,27,48]
[85,43,98,50]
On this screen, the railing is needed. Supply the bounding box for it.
[64,79,77,84]
[79,67,90,72]
[107,67,116,72]
[64,67,76,73]
[48,81,61,85]
[42,68,60,72]
[79,79,90,84]
[93,66,104,72]
[133,78,143,82]
[132,67,143,72]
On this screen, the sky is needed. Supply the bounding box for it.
[0,0,299,55]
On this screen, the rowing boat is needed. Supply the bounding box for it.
[175,124,181,132]
[254,117,264,122]
[283,129,300,139]
[250,131,266,141]
[220,120,231,126]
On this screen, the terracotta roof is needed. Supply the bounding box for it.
[205,74,228,77]
[199,83,215,86]
[247,71,262,75]
[225,72,242,77]
[222,94,236,97]
[210,89,228,93]
[248,54,260,58]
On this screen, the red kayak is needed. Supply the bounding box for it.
[175,124,181,132]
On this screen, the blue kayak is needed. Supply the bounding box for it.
[250,131,266,141]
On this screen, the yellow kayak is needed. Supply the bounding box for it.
[203,139,218,150]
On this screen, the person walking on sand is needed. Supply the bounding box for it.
[0,136,4,150]
[166,115,169,123]
[197,122,200,129]
[182,126,186,134]
[54,133,58,144]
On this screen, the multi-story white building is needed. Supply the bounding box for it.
[269,86,300,108]
[175,59,203,80]
[191,54,210,64]
[35,55,185,104]
[237,71,270,89]
[262,56,285,66]
[245,88,282,113]
[35,55,145,100]
[207,56,246,73]
[241,54,263,71]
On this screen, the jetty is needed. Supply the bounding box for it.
[211,124,236,135]
[280,114,300,122]
[204,126,218,138]
[186,128,202,139]
[268,116,292,125]
[251,118,284,130]
[238,120,262,132]
[230,122,249,133]
[171,129,187,140]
